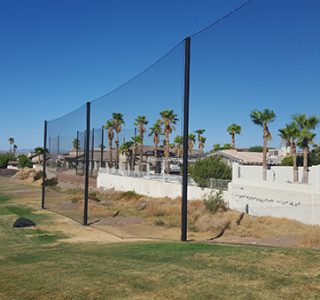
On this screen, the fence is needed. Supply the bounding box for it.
[42,0,320,243]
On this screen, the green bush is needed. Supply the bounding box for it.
[280,156,303,166]
[18,155,32,168]
[203,190,226,214]
[249,146,263,152]
[0,154,10,168]
[189,156,232,188]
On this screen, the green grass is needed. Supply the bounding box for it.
[1,178,320,299]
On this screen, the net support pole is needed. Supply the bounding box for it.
[91,128,94,175]
[84,101,91,226]
[181,36,191,242]
[41,120,47,209]
[100,126,104,168]
[76,130,79,175]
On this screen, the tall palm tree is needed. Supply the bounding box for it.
[159,110,178,158]
[279,122,300,182]
[199,136,206,155]
[174,135,183,157]
[194,129,205,153]
[188,133,196,154]
[227,124,241,148]
[250,109,276,181]
[13,144,17,154]
[8,137,14,153]
[34,147,44,164]
[148,120,162,163]
[131,135,142,169]
[134,115,148,163]
[112,113,125,169]
[293,113,320,183]
[120,141,133,168]
[104,120,115,167]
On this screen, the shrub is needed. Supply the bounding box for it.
[249,146,263,152]
[33,171,44,181]
[43,177,58,187]
[0,154,10,168]
[203,190,227,214]
[154,218,165,226]
[280,156,303,166]
[120,191,140,199]
[18,155,32,168]
[189,156,232,188]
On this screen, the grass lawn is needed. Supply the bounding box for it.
[1,178,320,299]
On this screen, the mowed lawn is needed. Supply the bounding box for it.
[1,178,320,299]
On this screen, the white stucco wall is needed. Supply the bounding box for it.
[229,181,320,225]
[97,172,228,201]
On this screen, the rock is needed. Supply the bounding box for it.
[13,218,36,228]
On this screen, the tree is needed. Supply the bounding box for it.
[199,136,206,154]
[134,115,148,163]
[120,141,133,166]
[293,113,320,183]
[213,144,221,152]
[188,133,196,154]
[34,147,44,164]
[112,113,124,169]
[250,109,276,181]
[194,129,205,154]
[227,124,241,148]
[249,145,263,152]
[279,122,300,182]
[104,120,115,167]
[13,144,17,154]
[149,120,163,163]
[159,110,178,158]
[17,154,32,168]
[131,135,142,169]
[72,138,80,150]
[174,135,183,157]
[8,137,14,153]
[189,156,232,188]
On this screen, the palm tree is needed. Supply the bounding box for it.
[174,135,183,157]
[194,129,205,153]
[134,115,148,163]
[188,133,196,154]
[8,137,14,153]
[72,138,80,150]
[293,113,320,183]
[199,136,206,154]
[159,110,179,158]
[104,120,115,167]
[227,124,241,148]
[13,144,17,154]
[148,120,162,163]
[279,122,300,182]
[131,136,142,169]
[120,141,133,167]
[250,109,276,181]
[112,113,125,169]
[34,147,44,164]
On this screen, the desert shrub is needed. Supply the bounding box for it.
[189,156,231,188]
[203,190,226,214]
[120,190,140,199]
[89,191,101,202]
[33,170,44,181]
[0,154,10,168]
[43,177,58,187]
[154,218,165,226]
[18,155,32,168]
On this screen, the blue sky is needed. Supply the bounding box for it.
[0,0,319,151]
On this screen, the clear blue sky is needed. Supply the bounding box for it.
[1,0,319,151]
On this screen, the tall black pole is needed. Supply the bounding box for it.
[84,102,91,226]
[100,126,104,168]
[41,120,47,209]
[91,128,94,175]
[57,135,60,155]
[76,130,79,175]
[181,37,191,242]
